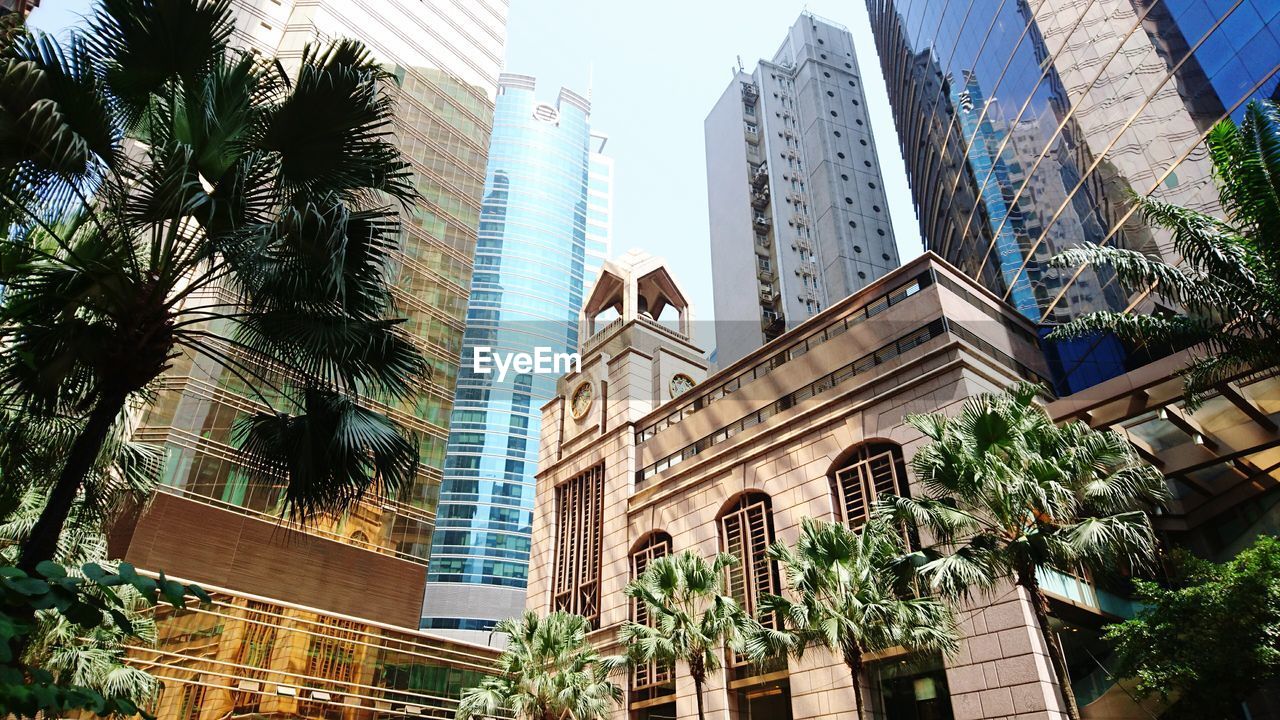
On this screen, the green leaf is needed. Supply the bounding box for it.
[187,583,212,604]
[34,560,66,579]
[5,576,49,596]
[62,600,104,629]
[107,607,135,636]
[130,575,158,599]
[81,562,107,581]
[161,579,188,607]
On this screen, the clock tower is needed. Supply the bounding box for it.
[540,249,707,467]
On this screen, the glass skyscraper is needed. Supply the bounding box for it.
[865,0,1280,392]
[421,74,612,638]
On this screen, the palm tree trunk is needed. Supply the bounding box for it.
[1018,570,1081,720]
[844,642,867,720]
[17,390,126,574]
[690,654,707,720]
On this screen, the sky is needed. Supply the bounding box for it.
[499,0,923,334]
[28,0,923,341]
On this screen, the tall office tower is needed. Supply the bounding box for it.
[865,0,1280,392]
[420,74,612,641]
[706,13,900,367]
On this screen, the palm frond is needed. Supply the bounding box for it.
[262,39,414,205]
[87,0,235,131]
[460,610,622,720]
[232,388,418,522]
[3,32,120,181]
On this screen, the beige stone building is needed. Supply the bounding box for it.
[526,251,1108,719]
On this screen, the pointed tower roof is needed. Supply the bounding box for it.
[581,249,692,342]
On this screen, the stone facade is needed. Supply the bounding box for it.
[528,252,1091,719]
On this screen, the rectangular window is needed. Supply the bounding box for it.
[833,445,907,527]
[177,682,207,720]
[720,494,779,672]
[552,464,605,627]
[631,535,674,698]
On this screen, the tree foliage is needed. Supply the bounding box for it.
[880,382,1168,720]
[0,403,166,709]
[0,559,208,718]
[1106,535,1280,719]
[621,550,751,720]
[0,0,425,573]
[741,517,957,719]
[455,611,623,720]
[1049,100,1280,404]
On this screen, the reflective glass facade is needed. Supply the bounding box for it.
[136,0,506,563]
[586,149,614,282]
[866,0,1280,392]
[136,588,499,719]
[421,75,611,636]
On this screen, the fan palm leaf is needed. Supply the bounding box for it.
[880,382,1168,720]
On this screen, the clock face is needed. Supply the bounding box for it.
[570,382,593,419]
[670,373,695,398]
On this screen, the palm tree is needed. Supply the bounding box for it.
[741,517,957,719]
[455,611,623,720]
[0,0,425,573]
[880,382,1168,720]
[620,550,750,720]
[1048,100,1280,403]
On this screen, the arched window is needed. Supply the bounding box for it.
[719,492,780,673]
[830,442,908,527]
[552,464,605,627]
[630,532,674,701]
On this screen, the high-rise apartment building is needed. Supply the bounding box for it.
[865,0,1280,392]
[706,13,900,367]
[420,74,612,641]
[102,2,511,715]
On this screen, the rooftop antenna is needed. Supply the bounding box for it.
[587,62,594,101]
[736,54,744,72]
